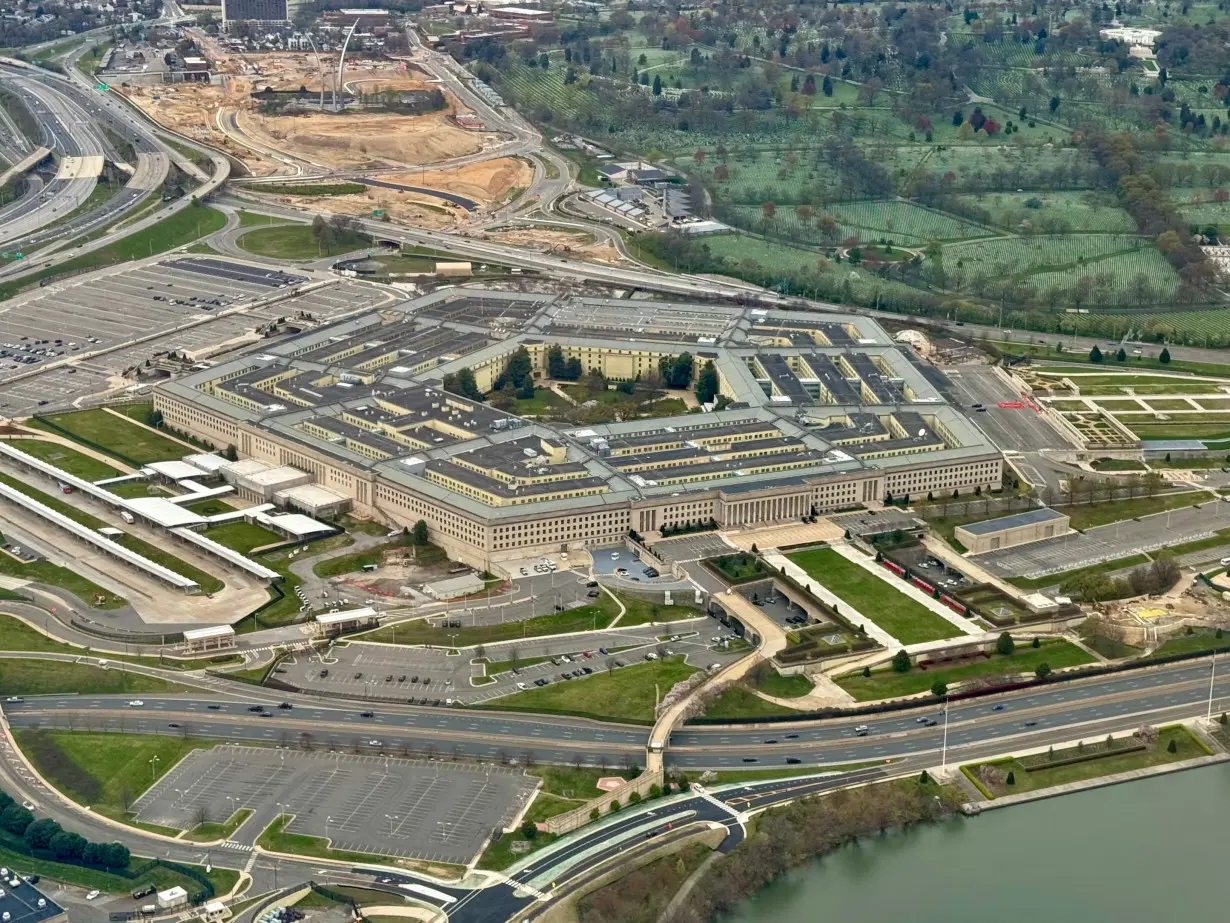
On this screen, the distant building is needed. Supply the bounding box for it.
[322,7,392,27]
[490,5,552,19]
[221,0,288,28]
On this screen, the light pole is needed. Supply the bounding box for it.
[940,697,949,773]
[149,754,159,782]
[385,814,398,836]
[325,816,332,840]
[1208,649,1218,720]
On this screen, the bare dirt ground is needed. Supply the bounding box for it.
[482,226,624,262]
[384,158,532,206]
[258,158,534,228]
[122,51,499,175]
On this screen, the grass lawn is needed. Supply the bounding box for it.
[709,762,885,784]
[509,388,567,416]
[1151,629,1229,658]
[617,594,703,626]
[786,548,961,644]
[13,730,216,825]
[238,225,368,259]
[836,640,1094,701]
[3,439,121,480]
[32,408,190,464]
[965,725,1208,798]
[753,666,814,698]
[0,659,188,697]
[1061,492,1203,530]
[0,842,209,896]
[707,552,770,583]
[703,685,799,719]
[105,481,165,499]
[0,552,125,609]
[486,656,697,723]
[184,809,253,843]
[362,598,619,647]
[0,206,227,301]
[203,521,284,554]
[998,343,1230,378]
[1078,625,1143,660]
[530,765,638,799]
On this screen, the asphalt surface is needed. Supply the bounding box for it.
[10,657,1230,769]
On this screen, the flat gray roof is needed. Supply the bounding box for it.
[958,507,1067,536]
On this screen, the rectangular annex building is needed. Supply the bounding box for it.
[956,507,1070,554]
[153,290,1004,572]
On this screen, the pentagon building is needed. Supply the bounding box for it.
[154,290,1001,570]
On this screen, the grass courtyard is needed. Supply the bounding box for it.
[31,408,191,465]
[786,548,961,644]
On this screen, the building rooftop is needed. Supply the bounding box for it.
[957,507,1068,535]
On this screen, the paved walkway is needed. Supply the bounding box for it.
[722,520,843,551]
[920,536,1022,600]
[4,431,139,474]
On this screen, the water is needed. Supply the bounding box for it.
[722,765,1230,923]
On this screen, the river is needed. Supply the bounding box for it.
[722,765,1230,923]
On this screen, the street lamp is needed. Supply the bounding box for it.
[149,754,160,782]
[1208,649,1218,720]
[325,816,332,840]
[940,697,950,774]
[385,814,398,836]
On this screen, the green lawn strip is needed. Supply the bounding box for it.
[965,725,1207,798]
[0,205,227,301]
[249,182,367,197]
[0,844,167,894]
[994,345,1230,378]
[483,656,697,723]
[2,439,122,480]
[1008,553,1151,590]
[707,552,770,582]
[237,225,368,259]
[105,481,164,499]
[530,765,637,799]
[617,594,703,627]
[361,596,620,647]
[1150,629,1229,658]
[235,210,288,228]
[13,730,220,827]
[0,659,189,697]
[0,552,125,609]
[703,685,799,719]
[786,548,961,644]
[1091,458,1146,471]
[709,761,885,784]
[1061,492,1204,530]
[481,655,551,676]
[337,515,389,536]
[1078,626,1143,660]
[163,139,215,174]
[509,388,567,416]
[0,614,238,670]
[183,809,253,843]
[202,521,284,554]
[835,640,1094,701]
[476,828,558,871]
[29,408,190,464]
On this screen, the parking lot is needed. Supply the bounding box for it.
[281,612,745,704]
[131,744,537,865]
[975,499,1230,580]
[648,534,733,564]
[890,545,972,593]
[0,259,394,415]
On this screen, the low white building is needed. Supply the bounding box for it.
[182,625,236,653]
[423,573,484,600]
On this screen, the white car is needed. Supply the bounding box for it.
[20,802,33,811]
[369,739,382,746]
[127,700,144,707]
[86,891,100,901]
[516,682,527,691]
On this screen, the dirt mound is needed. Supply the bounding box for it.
[383,157,532,207]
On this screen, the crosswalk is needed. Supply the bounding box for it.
[218,840,253,852]
[241,851,258,875]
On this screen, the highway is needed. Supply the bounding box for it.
[6,656,1228,769]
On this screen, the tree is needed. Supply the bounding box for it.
[49,831,86,862]
[1035,662,1052,679]
[1049,95,1060,112]
[24,818,60,850]
[891,649,912,673]
[930,680,948,697]
[696,360,719,404]
[609,798,621,813]
[996,632,1015,656]
[1089,345,1103,363]
[1006,770,1016,786]
[1031,636,1041,649]
[652,74,662,96]
[862,665,871,678]
[918,770,930,784]
[224,444,238,462]
[1116,347,1127,362]
[412,520,429,545]
[1167,737,1178,753]
[521,820,538,840]
[442,367,483,401]
[1159,347,1171,364]
[822,75,833,96]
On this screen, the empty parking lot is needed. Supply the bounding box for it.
[132,744,537,865]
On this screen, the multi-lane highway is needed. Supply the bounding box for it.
[7,656,1226,769]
